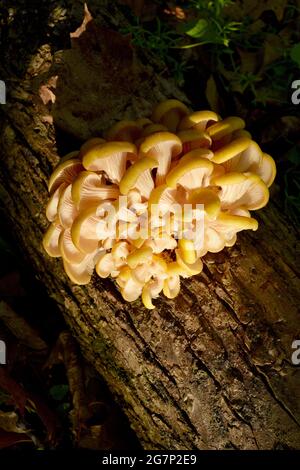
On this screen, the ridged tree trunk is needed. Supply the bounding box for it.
[0,3,299,450]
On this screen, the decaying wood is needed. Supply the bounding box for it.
[0,3,300,450]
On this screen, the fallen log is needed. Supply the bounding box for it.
[0,4,299,450]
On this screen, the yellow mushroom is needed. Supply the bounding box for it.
[82,142,137,183]
[152,99,189,132]
[43,100,275,308]
[119,156,158,199]
[140,132,182,186]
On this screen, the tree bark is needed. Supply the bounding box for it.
[0,4,300,450]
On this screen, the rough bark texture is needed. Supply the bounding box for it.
[0,2,300,450]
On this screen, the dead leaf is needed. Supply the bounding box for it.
[238,49,259,74]
[225,0,288,22]
[0,301,48,351]
[261,34,283,71]
[39,85,56,105]
[70,3,93,39]
[48,5,153,141]
[0,410,28,434]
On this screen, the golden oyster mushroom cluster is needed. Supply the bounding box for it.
[43,100,276,309]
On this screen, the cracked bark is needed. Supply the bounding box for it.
[0,3,300,450]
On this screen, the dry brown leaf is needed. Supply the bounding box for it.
[225,0,288,21]
[238,49,260,74]
[48,5,153,141]
[261,34,283,70]
[0,410,28,434]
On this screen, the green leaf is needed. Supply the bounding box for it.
[286,146,300,165]
[185,19,208,38]
[49,384,69,401]
[290,43,300,67]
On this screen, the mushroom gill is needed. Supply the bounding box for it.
[43,100,276,309]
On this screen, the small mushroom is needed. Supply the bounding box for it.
[152,99,189,132]
[48,158,83,194]
[212,172,269,210]
[57,184,78,229]
[249,153,276,188]
[42,222,63,258]
[59,228,86,264]
[46,183,67,222]
[163,274,180,299]
[72,170,119,209]
[179,110,219,132]
[82,142,137,183]
[166,155,214,190]
[119,156,158,199]
[79,138,106,158]
[178,129,212,153]
[106,120,142,142]
[140,132,182,186]
[71,205,108,253]
[63,251,97,285]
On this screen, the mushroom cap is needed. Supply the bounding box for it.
[106,120,142,142]
[175,249,203,276]
[42,222,63,258]
[178,129,212,153]
[63,252,96,285]
[178,238,196,264]
[48,158,83,194]
[166,156,214,190]
[135,117,153,128]
[221,140,262,173]
[152,99,189,132]
[71,170,119,208]
[79,138,106,158]
[127,246,153,269]
[140,132,182,185]
[179,148,214,165]
[141,123,169,137]
[46,183,67,222]
[148,184,185,216]
[188,188,221,219]
[59,228,86,264]
[163,274,180,299]
[178,110,219,132]
[57,184,78,229]
[118,268,143,302]
[250,153,276,188]
[214,211,258,232]
[82,142,137,183]
[212,136,253,164]
[119,156,158,198]
[71,205,104,253]
[207,116,245,140]
[212,172,269,210]
[95,252,115,278]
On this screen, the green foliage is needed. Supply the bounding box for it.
[49,384,69,401]
[182,0,241,47]
[290,43,300,67]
